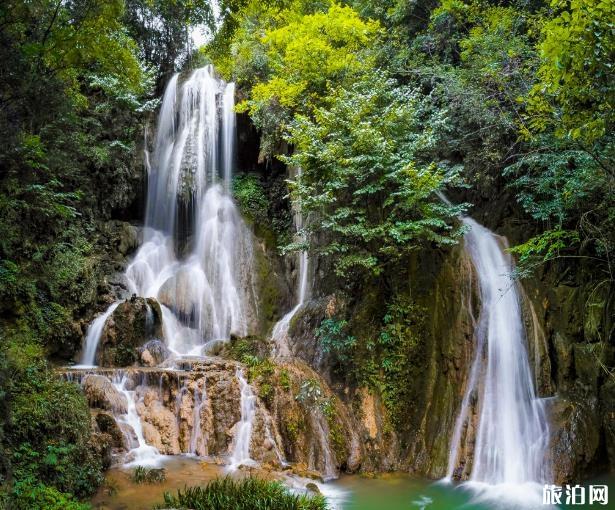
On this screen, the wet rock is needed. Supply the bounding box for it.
[95,411,125,448]
[549,396,601,484]
[139,339,171,367]
[118,422,139,450]
[290,463,324,482]
[99,296,164,366]
[82,375,128,414]
[305,482,321,494]
[90,431,113,470]
[137,388,181,455]
[600,379,615,471]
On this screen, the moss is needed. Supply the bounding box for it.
[284,412,304,444]
[322,399,348,462]
[114,344,137,366]
[279,369,291,391]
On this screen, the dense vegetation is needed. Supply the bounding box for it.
[207,0,613,424]
[156,477,327,510]
[0,0,612,507]
[0,1,214,506]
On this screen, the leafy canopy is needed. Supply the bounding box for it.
[232,1,380,155]
[527,0,614,143]
[284,75,465,278]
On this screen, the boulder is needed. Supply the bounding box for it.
[82,375,128,414]
[138,339,172,367]
[99,296,164,366]
[95,411,126,448]
[89,432,113,470]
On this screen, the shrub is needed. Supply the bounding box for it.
[2,336,103,498]
[156,476,327,510]
[6,481,89,510]
[233,174,269,226]
[132,466,166,484]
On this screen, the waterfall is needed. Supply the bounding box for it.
[271,167,310,357]
[221,82,235,188]
[76,302,120,367]
[79,65,256,364]
[309,409,337,481]
[113,373,161,466]
[446,217,550,505]
[189,379,207,455]
[229,369,257,468]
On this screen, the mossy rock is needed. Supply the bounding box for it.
[98,296,164,367]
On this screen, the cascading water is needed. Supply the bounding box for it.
[78,65,255,364]
[446,217,551,506]
[229,369,257,468]
[77,302,120,367]
[113,373,161,466]
[189,379,207,455]
[271,167,310,357]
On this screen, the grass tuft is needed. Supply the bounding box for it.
[155,476,327,510]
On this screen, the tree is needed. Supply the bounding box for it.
[231,1,380,156]
[527,0,614,144]
[284,75,465,279]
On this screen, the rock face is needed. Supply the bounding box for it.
[99,296,164,366]
[521,267,615,482]
[549,396,602,484]
[82,374,128,414]
[67,355,373,478]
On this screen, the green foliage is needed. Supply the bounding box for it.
[131,466,166,485]
[527,0,614,142]
[224,1,380,155]
[123,0,216,84]
[285,74,466,278]
[504,134,613,278]
[0,335,103,501]
[6,481,89,510]
[362,297,427,427]
[156,476,327,510]
[295,379,325,408]
[233,174,270,225]
[316,318,356,367]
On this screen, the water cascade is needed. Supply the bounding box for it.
[113,373,161,466]
[78,302,120,367]
[229,369,257,468]
[78,65,255,364]
[271,167,310,357]
[189,379,207,455]
[446,217,550,505]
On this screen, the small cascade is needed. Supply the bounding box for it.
[309,409,337,482]
[271,167,310,357]
[446,216,551,505]
[229,369,257,468]
[189,379,207,455]
[77,302,120,367]
[113,372,161,466]
[221,82,235,188]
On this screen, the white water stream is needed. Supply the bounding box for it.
[271,167,310,357]
[446,217,551,506]
[77,302,120,367]
[229,369,257,468]
[189,378,207,456]
[113,373,161,466]
[78,65,255,364]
